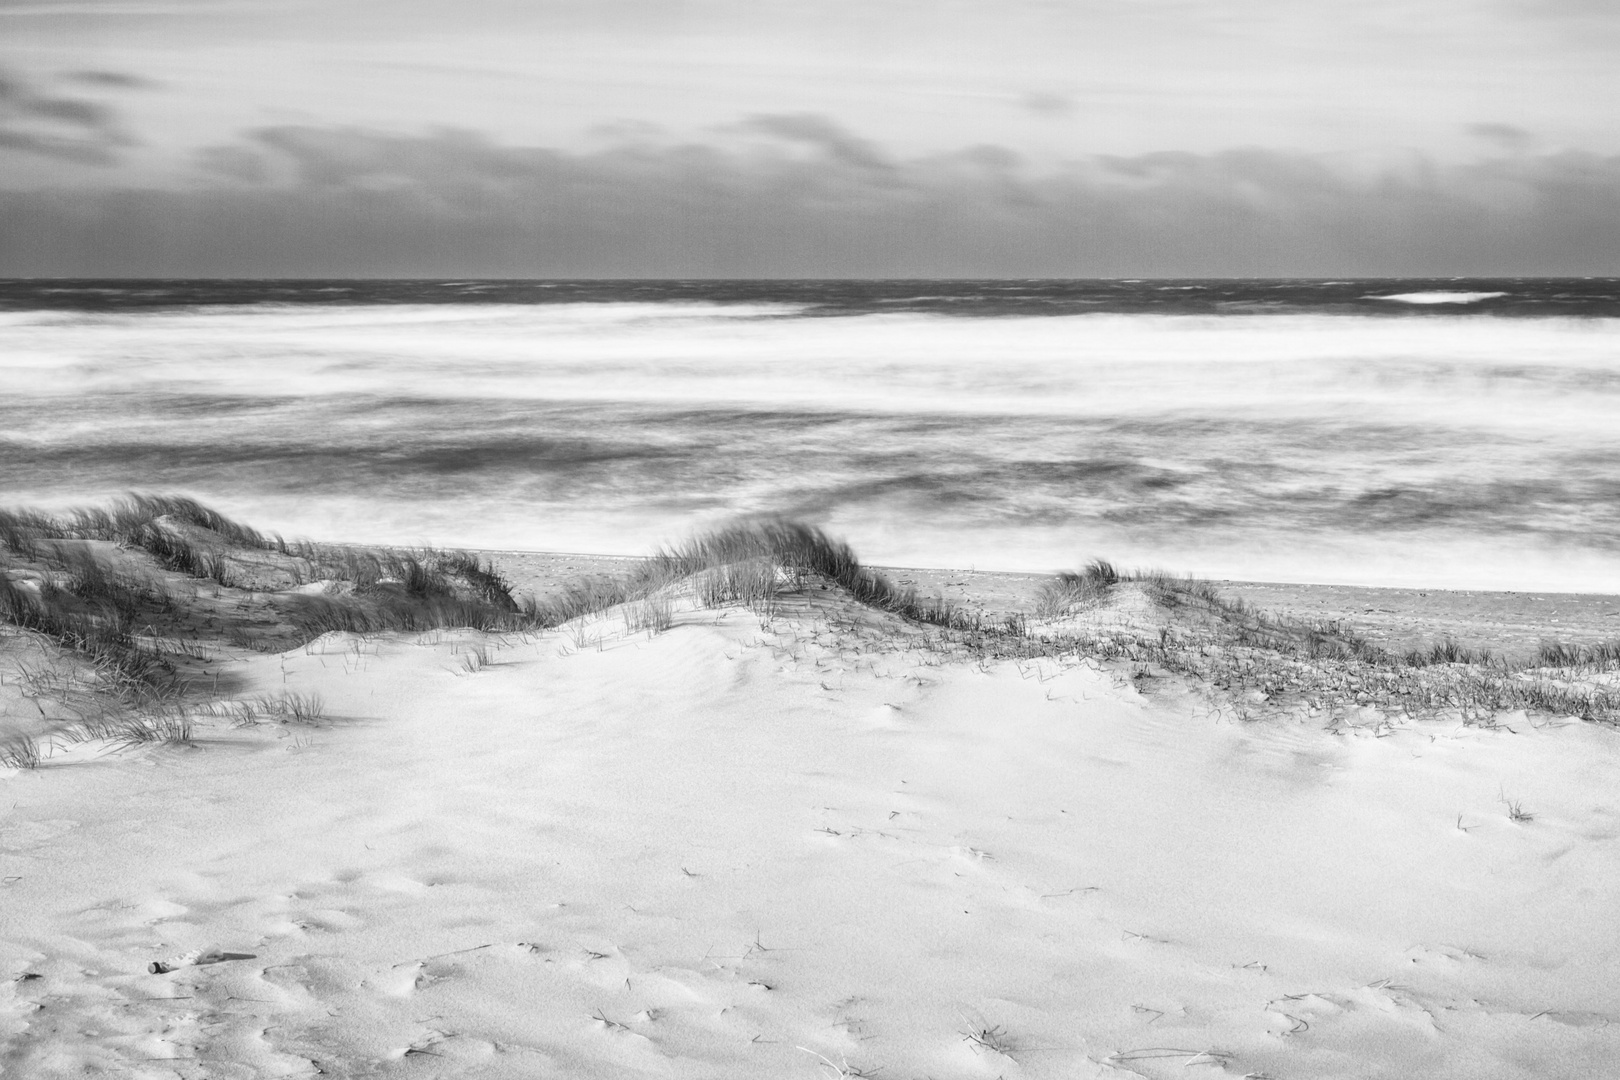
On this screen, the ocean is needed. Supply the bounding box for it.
[3,278,1619,591]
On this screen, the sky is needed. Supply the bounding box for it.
[2,0,1619,276]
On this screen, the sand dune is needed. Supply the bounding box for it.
[5,580,1619,1078]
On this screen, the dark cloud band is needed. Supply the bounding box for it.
[3,118,1619,275]
[0,66,135,165]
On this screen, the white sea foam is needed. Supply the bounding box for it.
[1369,291,1510,304]
[3,304,1617,427]
[4,303,1620,590]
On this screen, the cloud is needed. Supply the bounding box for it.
[0,0,226,13]
[0,67,133,164]
[62,69,162,89]
[1468,122,1533,149]
[3,116,1619,276]
[733,113,892,170]
[1021,92,1075,118]
[194,142,273,183]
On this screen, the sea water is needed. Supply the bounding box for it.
[3,279,1619,591]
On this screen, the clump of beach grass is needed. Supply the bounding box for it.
[694,557,782,614]
[45,699,199,749]
[282,591,522,637]
[1,553,178,697]
[1500,791,1534,823]
[635,519,976,630]
[1035,558,1119,617]
[0,495,526,754]
[1,494,270,553]
[265,691,326,724]
[0,734,42,770]
[520,575,633,627]
[1535,639,1620,670]
[622,594,676,635]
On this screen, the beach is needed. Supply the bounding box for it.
[7,0,1620,1056]
[9,0,1620,1064]
[5,280,1620,1076]
[4,505,1620,1078]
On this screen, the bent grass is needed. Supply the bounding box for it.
[457,642,493,673]
[8,496,1620,768]
[962,1023,1016,1057]
[255,691,326,724]
[1500,789,1535,823]
[622,594,675,636]
[0,735,41,770]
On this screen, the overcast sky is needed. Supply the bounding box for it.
[4,0,1619,276]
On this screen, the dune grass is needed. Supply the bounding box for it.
[1,494,534,646]
[1,506,984,708]
[282,542,514,599]
[636,519,979,629]
[2,494,277,573]
[0,555,177,697]
[0,734,42,770]
[1034,559,1120,618]
[284,591,522,636]
[1534,639,1620,669]
[1017,564,1620,726]
[5,494,1619,745]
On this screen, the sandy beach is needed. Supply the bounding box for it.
[3,507,1619,1078]
[9,0,1620,1071]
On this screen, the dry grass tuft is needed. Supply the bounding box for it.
[1535,639,1620,669]
[0,734,42,769]
[1500,791,1535,823]
[61,703,196,748]
[10,495,1620,763]
[636,519,976,630]
[694,557,782,614]
[961,1023,1016,1057]
[257,691,326,724]
[622,594,675,635]
[1,551,178,695]
[1035,558,1120,617]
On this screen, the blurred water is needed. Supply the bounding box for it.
[3,280,1619,590]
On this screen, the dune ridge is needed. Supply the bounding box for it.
[3,497,1619,1077]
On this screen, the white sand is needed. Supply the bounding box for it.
[3,593,1619,1078]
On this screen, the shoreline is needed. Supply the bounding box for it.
[482,549,1620,659]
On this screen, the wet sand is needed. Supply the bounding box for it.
[485,551,1620,660]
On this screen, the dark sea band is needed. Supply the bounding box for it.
[4,277,1620,318]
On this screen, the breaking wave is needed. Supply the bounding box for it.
[1370,291,1511,304]
[4,291,1620,591]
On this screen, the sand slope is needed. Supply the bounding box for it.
[3,594,1619,1078]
